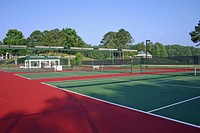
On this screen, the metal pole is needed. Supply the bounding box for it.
[92,51,93,66]
[146,40,147,68]
[145,40,150,68]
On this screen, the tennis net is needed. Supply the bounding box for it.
[77,65,133,73]
[140,64,200,76]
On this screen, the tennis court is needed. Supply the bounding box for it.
[1,67,200,132]
[46,72,200,127]
[17,71,123,79]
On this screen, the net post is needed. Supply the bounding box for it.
[131,58,133,73]
[194,67,196,76]
[101,65,104,72]
[140,64,142,74]
[131,64,133,73]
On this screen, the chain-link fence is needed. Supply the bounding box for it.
[1,55,199,74]
[80,56,200,74]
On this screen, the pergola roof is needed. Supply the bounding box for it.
[26,55,59,60]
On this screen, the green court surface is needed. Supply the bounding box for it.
[18,71,120,79]
[47,73,200,126]
[17,67,176,80]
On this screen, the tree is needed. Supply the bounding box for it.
[183,46,192,56]
[189,20,200,46]
[26,28,88,48]
[3,29,26,45]
[154,42,168,57]
[115,29,133,50]
[44,29,62,46]
[27,30,43,47]
[166,45,177,57]
[191,46,200,56]
[165,44,192,57]
[100,32,116,48]
[60,28,87,48]
[71,52,83,66]
[147,42,155,56]
[135,42,145,52]
[194,48,200,55]
[100,29,134,50]
[40,30,50,46]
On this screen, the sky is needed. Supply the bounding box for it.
[1,0,200,46]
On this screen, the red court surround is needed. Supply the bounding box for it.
[0,71,199,133]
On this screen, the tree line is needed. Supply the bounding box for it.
[0,22,200,58]
[131,42,200,57]
[1,28,87,48]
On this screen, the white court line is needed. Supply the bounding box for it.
[17,73,81,80]
[15,74,31,80]
[42,82,200,128]
[148,95,200,113]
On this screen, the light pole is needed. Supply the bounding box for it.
[146,40,151,68]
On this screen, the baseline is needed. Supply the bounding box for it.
[15,74,31,80]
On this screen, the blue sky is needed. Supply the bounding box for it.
[1,0,199,46]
